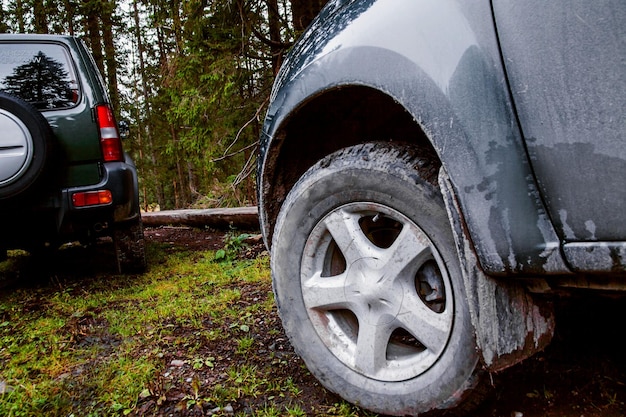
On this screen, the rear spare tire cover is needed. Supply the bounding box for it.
[0,92,53,199]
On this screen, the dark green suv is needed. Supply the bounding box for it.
[0,34,146,273]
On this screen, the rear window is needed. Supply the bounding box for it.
[0,42,80,110]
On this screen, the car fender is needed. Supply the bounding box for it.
[260,0,569,276]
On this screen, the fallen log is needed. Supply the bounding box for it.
[141,206,259,230]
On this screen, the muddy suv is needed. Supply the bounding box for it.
[257,0,626,416]
[0,34,145,273]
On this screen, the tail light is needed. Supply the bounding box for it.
[72,190,113,207]
[96,104,123,162]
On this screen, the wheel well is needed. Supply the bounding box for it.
[262,86,438,242]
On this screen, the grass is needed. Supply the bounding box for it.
[0,236,367,417]
[3,231,625,416]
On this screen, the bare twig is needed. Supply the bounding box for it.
[210,96,269,163]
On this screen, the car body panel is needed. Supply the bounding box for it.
[493,0,626,273]
[259,0,569,276]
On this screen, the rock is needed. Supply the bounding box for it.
[0,380,14,394]
[170,359,185,367]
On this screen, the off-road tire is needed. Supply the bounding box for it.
[271,142,486,416]
[114,217,147,274]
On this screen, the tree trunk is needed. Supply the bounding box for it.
[14,0,25,32]
[172,126,191,208]
[132,0,165,208]
[171,0,183,53]
[266,0,283,75]
[64,0,75,35]
[141,207,259,230]
[290,0,329,32]
[33,0,48,33]
[0,3,10,33]
[186,160,196,204]
[83,0,105,77]
[101,0,120,113]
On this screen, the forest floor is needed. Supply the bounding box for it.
[142,226,626,417]
[1,225,625,416]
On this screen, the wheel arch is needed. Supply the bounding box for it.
[259,84,436,245]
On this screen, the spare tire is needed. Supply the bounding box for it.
[0,92,54,200]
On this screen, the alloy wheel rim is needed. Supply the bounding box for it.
[300,202,454,382]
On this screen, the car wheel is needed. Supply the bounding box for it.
[271,143,485,416]
[0,92,54,200]
[114,217,147,274]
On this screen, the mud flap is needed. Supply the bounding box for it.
[439,170,555,371]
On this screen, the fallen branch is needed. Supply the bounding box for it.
[141,206,259,231]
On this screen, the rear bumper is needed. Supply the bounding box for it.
[64,160,140,224]
[0,158,140,248]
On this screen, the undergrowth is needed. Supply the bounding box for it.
[0,237,365,417]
